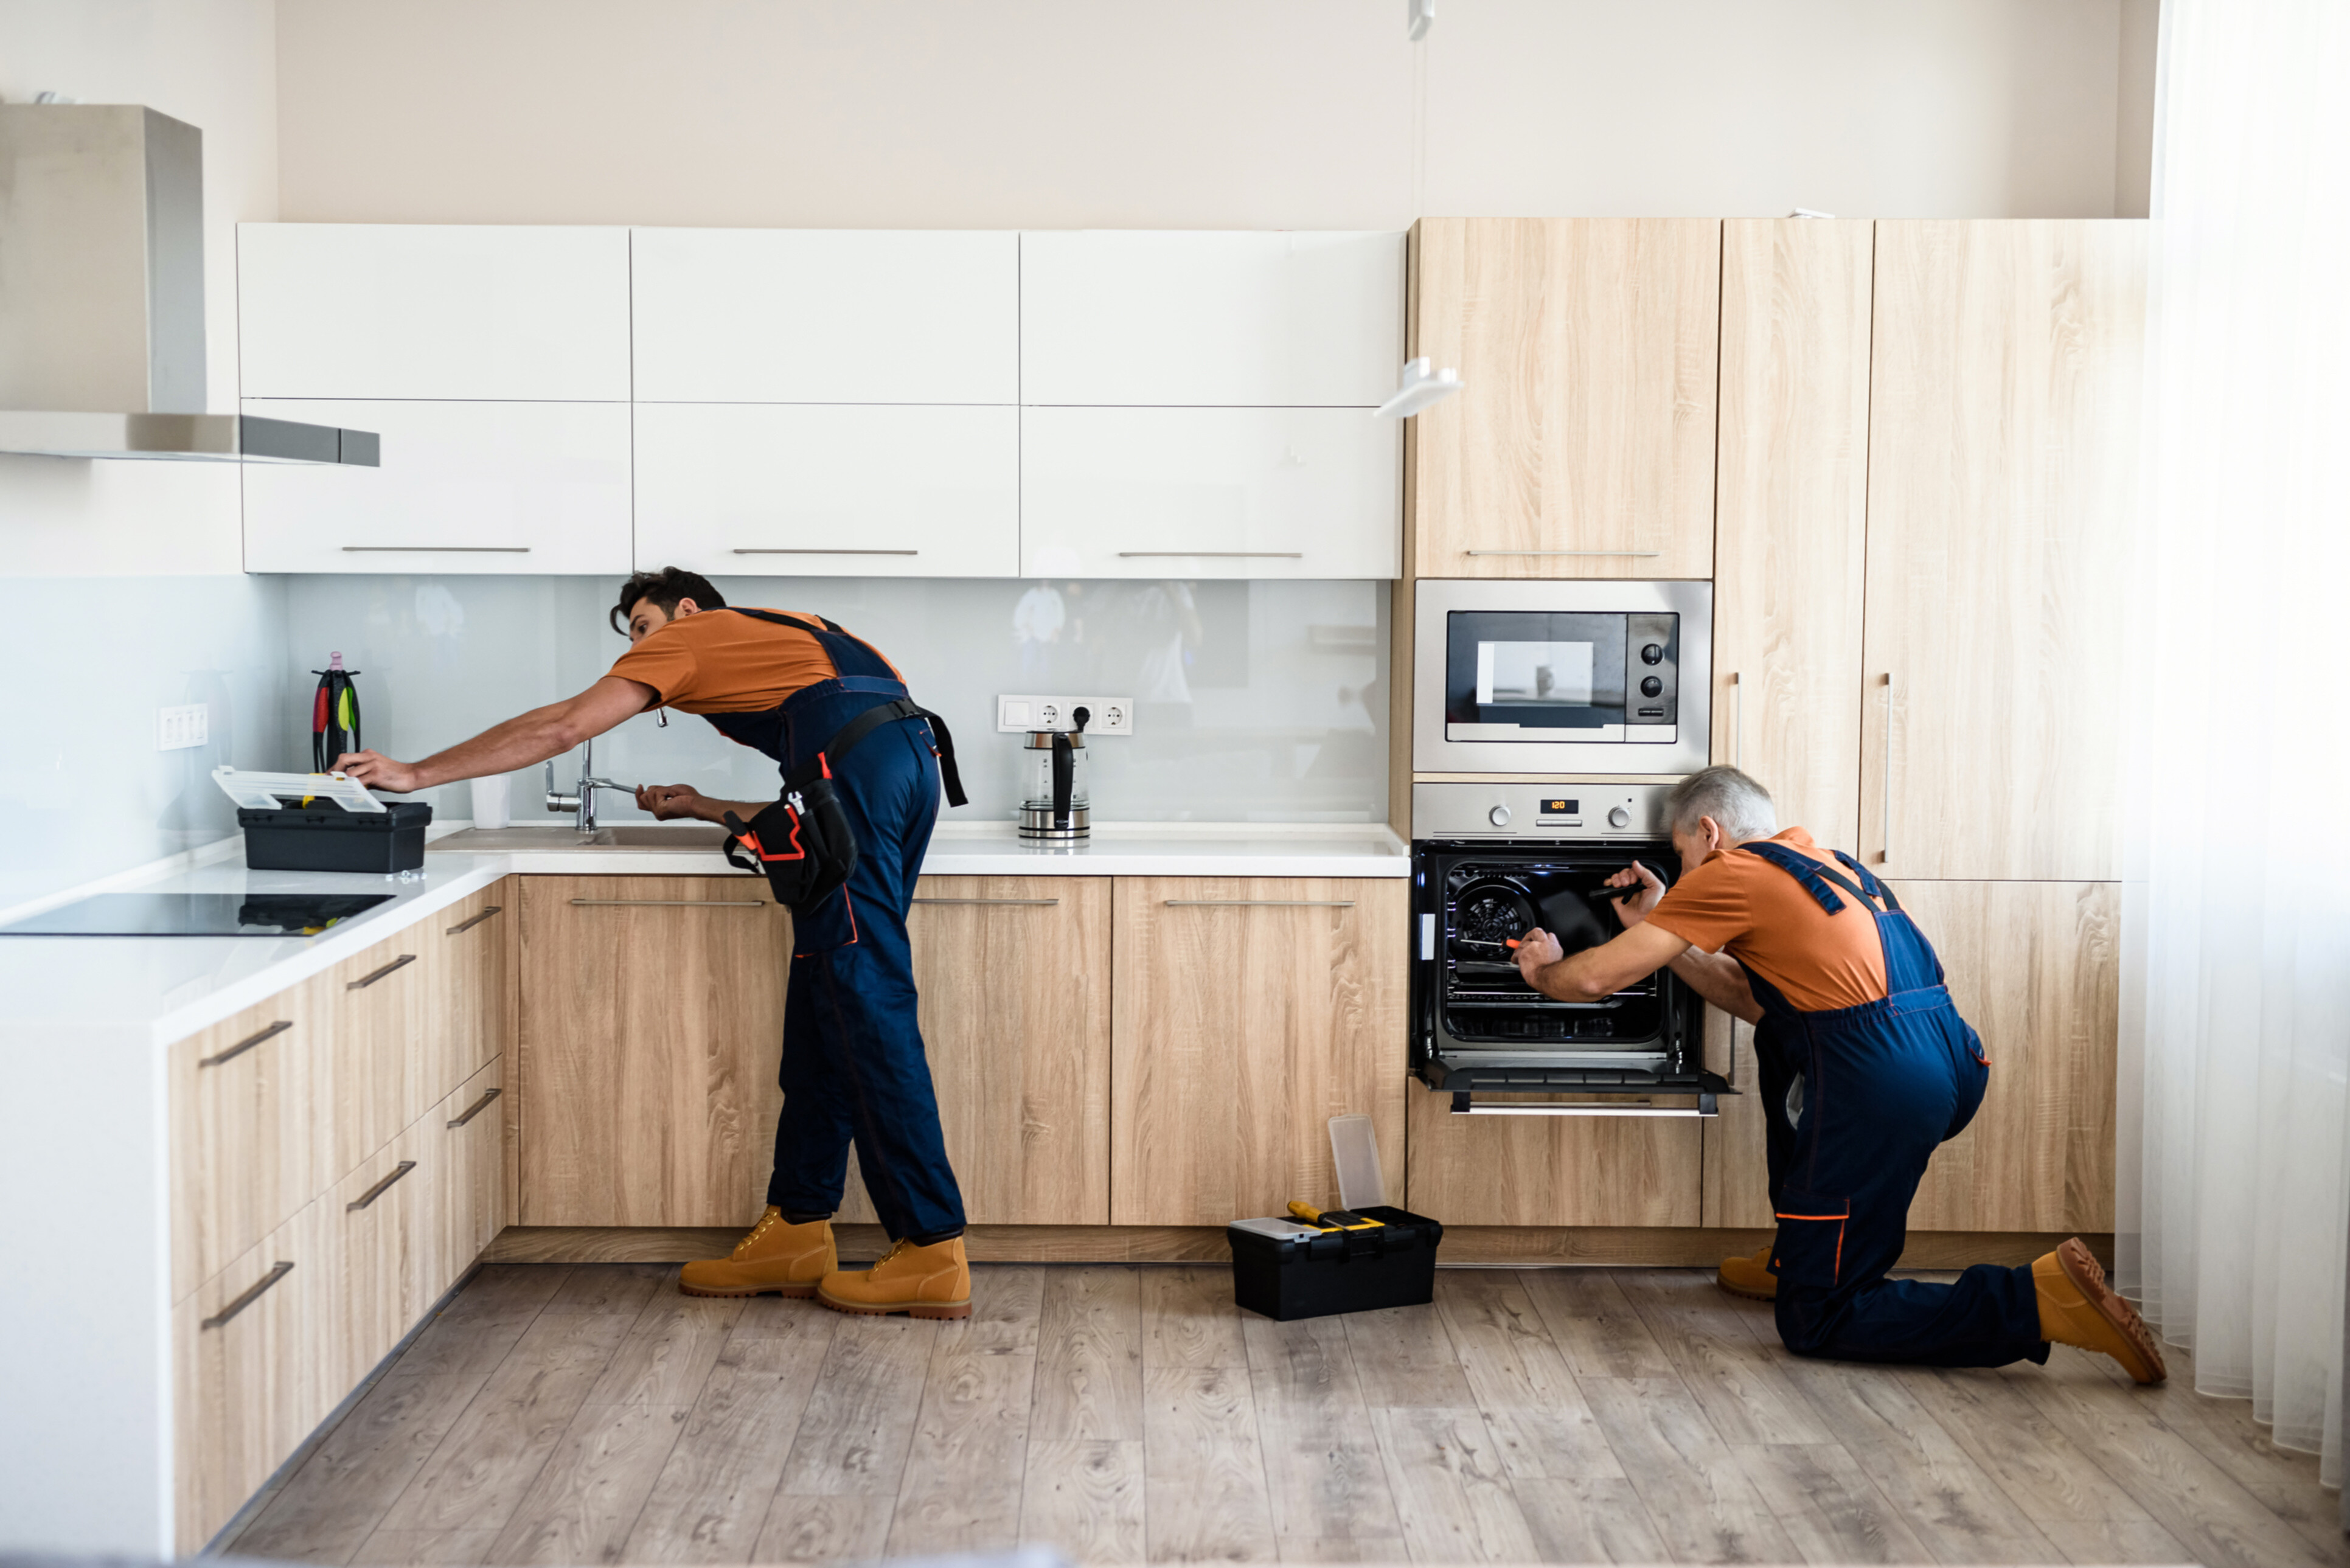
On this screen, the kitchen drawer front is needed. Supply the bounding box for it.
[169,992,324,1304]
[327,1119,443,1394]
[438,1056,506,1275]
[436,886,509,1095]
[172,1198,332,1554]
[319,927,450,1182]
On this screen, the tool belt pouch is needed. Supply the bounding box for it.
[721,781,859,914]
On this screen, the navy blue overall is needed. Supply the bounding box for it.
[1739,843,2047,1367]
[700,612,967,1244]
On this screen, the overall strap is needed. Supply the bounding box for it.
[723,606,899,682]
[784,696,968,808]
[1737,841,1866,915]
[1831,850,1902,911]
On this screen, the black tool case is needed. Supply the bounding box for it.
[1227,1205,1444,1321]
[237,800,433,873]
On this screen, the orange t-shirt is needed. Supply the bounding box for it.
[1642,827,1889,1013]
[607,608,900,715]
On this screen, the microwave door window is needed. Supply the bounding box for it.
[1447,612,1627,740]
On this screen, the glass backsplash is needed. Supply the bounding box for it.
[280,574,1389,826]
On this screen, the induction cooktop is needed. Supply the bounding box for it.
[0,892,395,937]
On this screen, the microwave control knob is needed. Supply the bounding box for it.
[1489,805,1512,828]
[1607,805,1632,829]
[1640,643,1666,665]
[1640,675,1664,698]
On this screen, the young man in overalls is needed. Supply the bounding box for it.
[1509,765,2164,1381]
[334,567,972,1318]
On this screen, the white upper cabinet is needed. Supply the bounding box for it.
[237,224,631,401]
[631,229,1018,404]
[634,403,1018,578]
[1020,231,1405,406]
[241,399,633,574]
[1021,406,1400,579]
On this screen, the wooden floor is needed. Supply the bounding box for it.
[223,1261,2349,1567]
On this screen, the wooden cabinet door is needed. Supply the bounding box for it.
[516,876,790,1227]
[1019,406,1400,580]
[1860,220,2146,879]
[1712,218,1874,852]
[327,1119,439,1392]
[169,991,322,1304]
[1108,878,1407,1226]
[242,398,634,574]
[437,1056,507,1278]
[321,926,439,1182]
[237,223,631,400]
[1900,881,2119,1233]
[1409,217,1720,579]
[436,884,509,1094]
[633,401,1019,578]
[1404,1086,1705,1227]
[839,876,1113,1226]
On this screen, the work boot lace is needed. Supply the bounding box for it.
[731,1209,781,1258]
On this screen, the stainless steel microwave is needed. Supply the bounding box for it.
[1412,579,1713,776]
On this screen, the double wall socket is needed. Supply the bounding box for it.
[156,702,209,751]
[995,695,1135,735]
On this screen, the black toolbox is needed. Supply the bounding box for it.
[1227,1205,1444,1321]
[238,800,433,873]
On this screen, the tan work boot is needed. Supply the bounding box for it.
[2034,1236,2167,1384]
[678,1207,835,1299]
[1717,1242,1777,1302]
[816,1236,972,1319]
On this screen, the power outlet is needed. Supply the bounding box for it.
[996,695,1135,735]
[157,702,209,751]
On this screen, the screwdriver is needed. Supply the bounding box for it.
[1287,1200,1384,1232]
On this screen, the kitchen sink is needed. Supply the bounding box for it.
[589,825,732,848]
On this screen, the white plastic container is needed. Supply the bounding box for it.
[470,774,512,831]
[1328,1112,1386,1211]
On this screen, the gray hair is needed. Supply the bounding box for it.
[1666,765,1777,839]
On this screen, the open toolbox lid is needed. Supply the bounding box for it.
[212,765,388,813]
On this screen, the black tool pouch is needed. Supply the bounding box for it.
[721,774,860,913]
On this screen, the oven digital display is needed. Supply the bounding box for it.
[1444,610,1678,743]
[1540,799,1578,815]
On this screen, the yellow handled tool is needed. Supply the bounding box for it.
[1287,1200,1384,1232]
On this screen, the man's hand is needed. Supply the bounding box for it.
[1605,863,1669,927]
[1513,926,1565,987]
[636,783,711,822]
[333,749,420,794]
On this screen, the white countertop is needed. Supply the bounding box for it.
[0,820,1406,1049]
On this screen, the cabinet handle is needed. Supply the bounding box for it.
[1462,549,1661,558]
[1729,671,1743,770]
[447,1086,502,1128]
[341,546,531,553]
[201,1261,293,1330]
[1451,1103,1713,1119]
[1117,551,1302,559]
[200,1019,291,1068]
[347,1160,418,1211]
[734,547,918,557]
[1879,672,1895,865]
[568,898,767,908]
[445,904,503,936]
[1164,900,1356,908]
[347,953,417,990]
[909,897,1060,906]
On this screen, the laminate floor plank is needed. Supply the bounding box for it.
[1365,1406,1539,1564]
[1343,1302,1478,1408]
[482,1400,690,1565]
[959,1263,1048,1356]
[2036,1517,2199,1564]
[1242,1311,1403,1545]
[886,1339,1037,1556]
[1433,1272,1621,1482]
[1615,1268,1835,1447]
[1142,1265,1250,1370]
[1510,1477,1672,1565]
[1141,1362,1279,1562]
[1272,1533,1414,1561]
[1033,1266,1146,1442]
[234,1372,492,1565]
[1896,1364,2153,1524]
[1019,1438,1147,1564]
[583,1295,745,1408]
[747,1494,894,1564]
[538,1263,672,1316]
[1734,1440,1938,1565]
[347,1525,499,1565]
[774,1313,937,1497]
[396,1266,572,1379]
[371,1311,637,1536]
[1579,1376,1800,1564]
[1522,1270,1677,1381]
[623,1325,835,1564]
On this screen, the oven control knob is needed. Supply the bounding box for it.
[1640,643,1666,665]
[1489,805,1512,828]
[1640,675,1664,698]
[1607,805,1632,829]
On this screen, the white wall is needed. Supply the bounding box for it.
[275,0,2146,227]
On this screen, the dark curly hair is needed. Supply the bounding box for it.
[610,567,726,635]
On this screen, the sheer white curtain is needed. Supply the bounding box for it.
[2117,0,2350,1480]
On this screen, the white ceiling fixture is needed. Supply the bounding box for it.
[1374,356,1462,418]
[1407,0,1434,42]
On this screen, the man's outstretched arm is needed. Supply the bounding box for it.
[334,676,656,794]
[1512,920,1693,1002]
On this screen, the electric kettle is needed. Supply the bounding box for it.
[1019,706,1090,842]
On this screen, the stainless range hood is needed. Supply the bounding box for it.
[0,104,376,465]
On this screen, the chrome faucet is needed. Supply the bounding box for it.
[543,735,633,836]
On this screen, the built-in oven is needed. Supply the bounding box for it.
[1413,580,1713,778]
[1411,782,1728,1117]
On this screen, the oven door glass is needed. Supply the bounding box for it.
[1446,611,1681,742]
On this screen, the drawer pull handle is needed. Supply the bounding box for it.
[909,898,1060,906]
[342,545,531,553]
[734,547,919,557]
[1452,1103,1714,1119]
[1117,551,1302,559]
[568,898,767,908]
[347,953,417,990]
[447,1087,503,1128]
[201,1261,293,1329]
[201,1019,291,1067]
[347,1160,418,1211]
[1164,900,1356,908]
[1462,549,1662,558]
[445,904,504,935]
